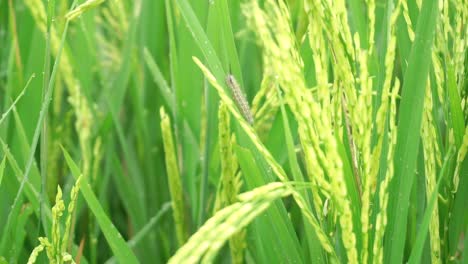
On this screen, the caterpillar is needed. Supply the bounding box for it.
[225,74,254,125]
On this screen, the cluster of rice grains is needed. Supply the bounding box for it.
[27,176,82,264]
[243,0,361,262]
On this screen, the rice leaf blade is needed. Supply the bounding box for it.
[384,0,439,262]
[62,147,139,264]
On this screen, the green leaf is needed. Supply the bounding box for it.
[105,202,172,264]
[462,224,468,263]
[234,145,304,264]
[448,148,468,257]
[447,64,465,148]
[407,147,455,263]
[62,147,139,264]
[100,1,141,115]
[384,0,440,262]
[277,86,326,263]
[174,0,225,83]
[0,157,5,187]
[143,47,175,115]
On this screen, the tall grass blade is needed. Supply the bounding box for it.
[6,8,72,242]
[407,146,455,263]
[385,0,439,262]
[62,147,139,264]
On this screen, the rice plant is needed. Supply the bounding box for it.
[0,0,466,263]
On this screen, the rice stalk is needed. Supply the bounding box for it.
[364,2,401,262]
[251,74,279,139]
[23,0,93,180]
[401,0,415,41]
[213,103,245,263]
[193,56,338,261]
[0,74,35,126]
[372,77,400,263]
[243,0,357,261]
[169,182,294,263]
[27,176,82,264]
[65,0,106,21]
[452,0,467,82]
[421,81,442,264]
[160,107,188,246]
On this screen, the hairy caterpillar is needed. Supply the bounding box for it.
[225,74,254,125]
